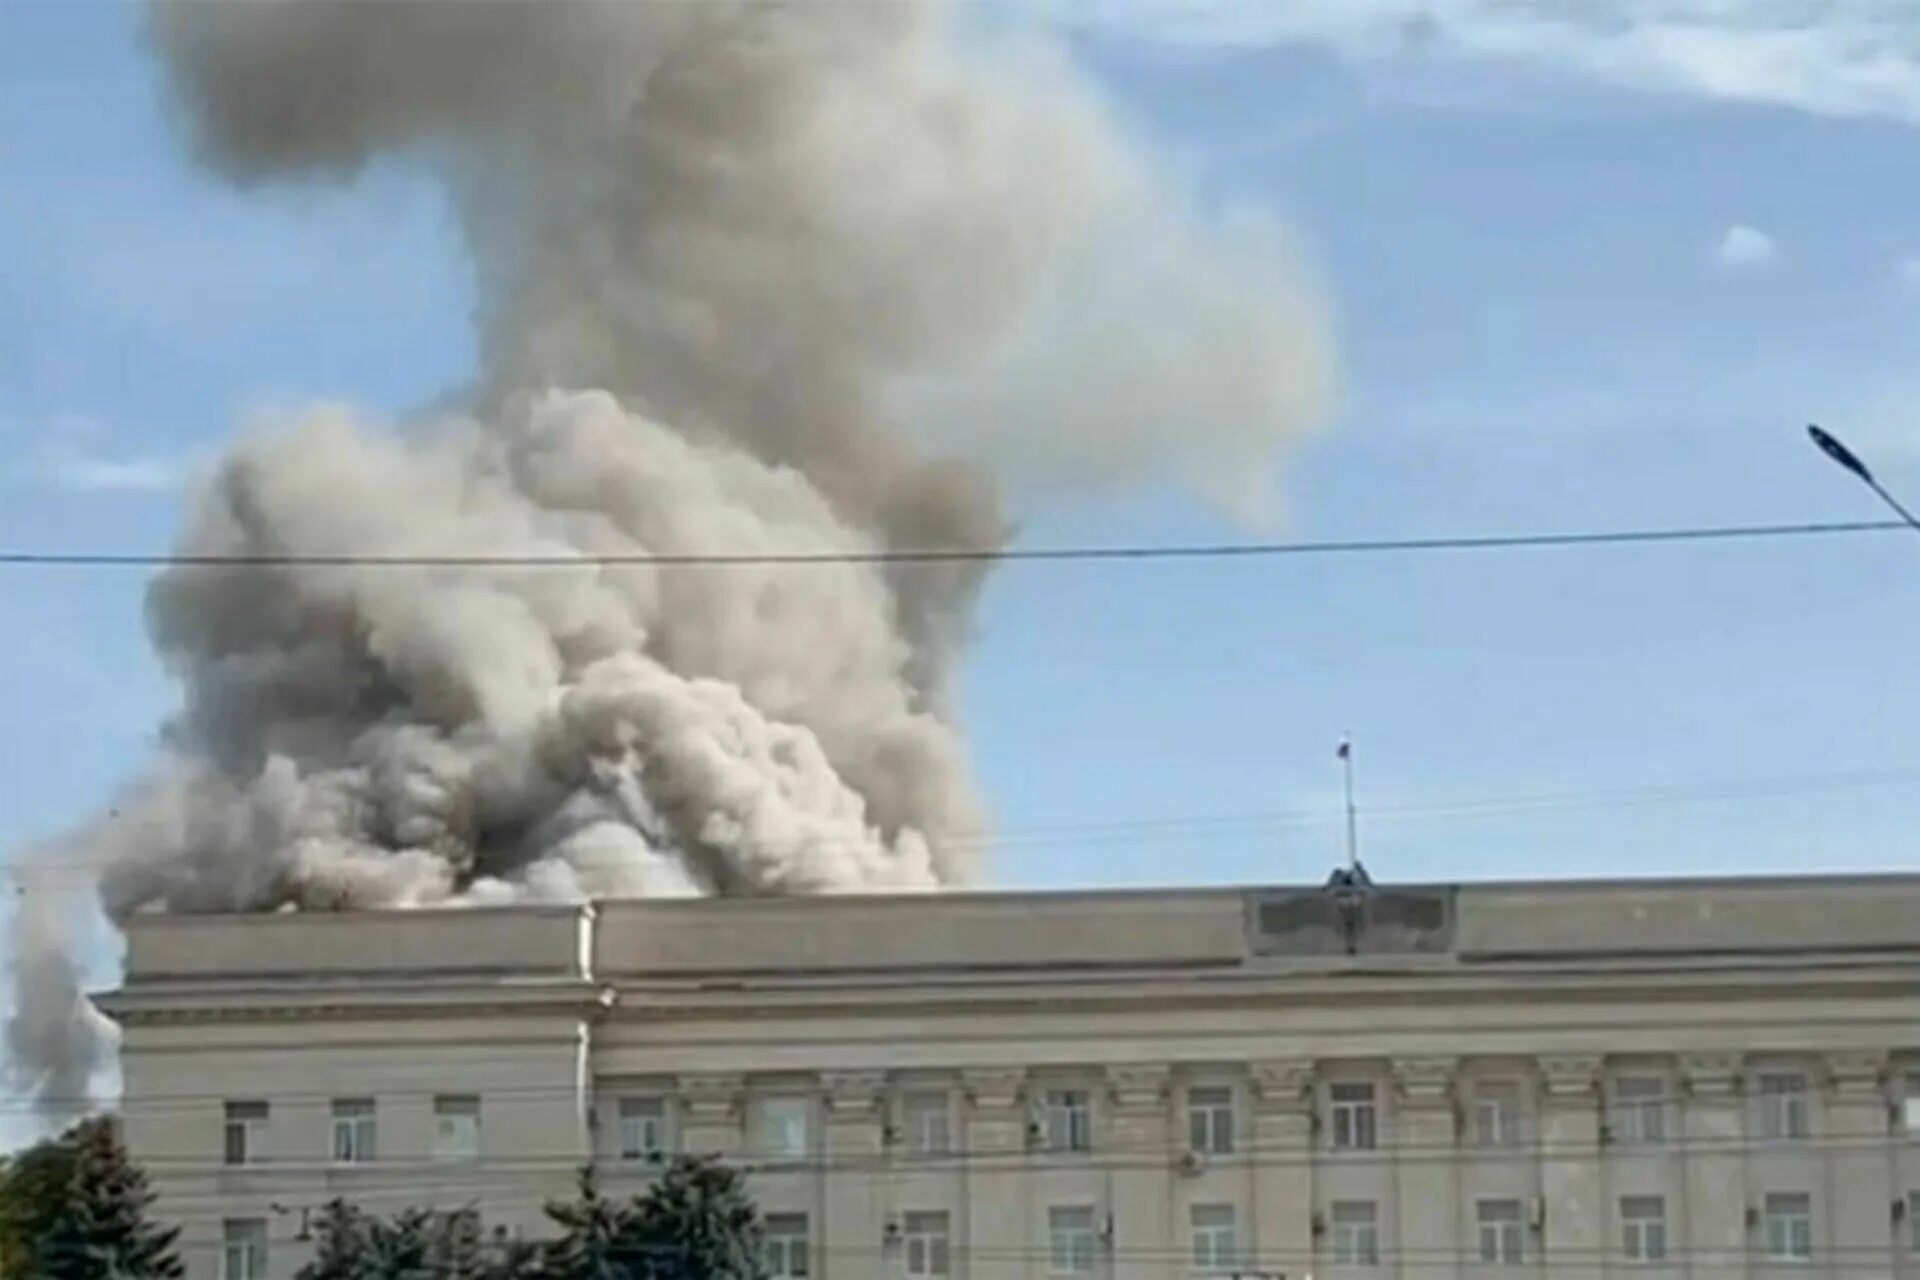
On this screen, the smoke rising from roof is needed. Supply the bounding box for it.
[5,0,1332,1117]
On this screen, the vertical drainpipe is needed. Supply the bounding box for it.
[576,901,602,1153]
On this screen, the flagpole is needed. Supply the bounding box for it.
[1339,738,1358,873]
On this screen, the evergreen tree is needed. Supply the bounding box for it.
[0,1125,79,1276]
[32,1116,184,1279]
[540,1156,767,1280]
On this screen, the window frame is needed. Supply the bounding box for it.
[330,1098,376,1165]
[1471,1079,1523,1149]
[1619,1195,1667,1264]
[221,1217,268,1280]
[1042,1089,1093,1154]
[1609,1074,1668,1146]
[432,1094,481,1163]
[618,1094,671,1163]
[1189,1203,1237,1272]
[1327,1081,1378,1152]
[1047,1205,1098,1275]
[222,1100,267,1167]
[1476,1199,1526,1266]
[765,1212,812,1279]
[1186,1086,1235,1156]
[1762,1192,1813,1262]
[1329,1199,1379,1266]
[1756,1072,1812,1142]
[756,1096,813,1162]
[902,1090,953,1158]
[903,1210,951,1279]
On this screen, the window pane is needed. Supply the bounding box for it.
[759,1099,810,1158]
[904,1092,951,1156]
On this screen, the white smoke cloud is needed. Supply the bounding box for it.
[6,0,1334,1117]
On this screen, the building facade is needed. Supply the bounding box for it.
[100,874,1920,1280]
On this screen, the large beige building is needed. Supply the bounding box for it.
[102,873,1920,1280]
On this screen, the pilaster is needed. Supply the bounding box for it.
[1538,1055,1603,1280]
[1393,1057,1459,1280]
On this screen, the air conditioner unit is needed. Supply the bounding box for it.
[1528,1198,1546,1231]
[1026,1118,1046,1146]
[884,1219,903,1241]
[882,1123,902,1147]
[1099,1214,1115,1245]
[644,1149,667,1167]
[1310,1212,1326,1237]
[1893,1199,1908,1225]
[1745,1207,1760,1230]
[1176,1149,1208,1177]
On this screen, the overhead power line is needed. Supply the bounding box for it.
[0,519,1908,569]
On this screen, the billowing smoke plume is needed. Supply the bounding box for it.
[5,0,1332,1117]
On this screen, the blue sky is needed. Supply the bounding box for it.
[7,0,1920,930]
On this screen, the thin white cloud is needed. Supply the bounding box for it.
[1714,224,1776,272]
[10,421,196,495]
[1062,2,1920,126]
[1897,254,1920,286]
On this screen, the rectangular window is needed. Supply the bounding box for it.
[1620,1196,1667,1263]
[222,1218,268,1280]
[1048,1206,1098,1275]
[1187,1086,1235,1155]
[903,1211,950,1278]
[902,1091,951,1157]
[223,1101,267,1167]
[1477,1199,1525,1266]
[1472,1080,1522,1149]
[1190,1204,1237,1271]
[1905,1073,1920,1136]
[757,1097,811,1160]
[1758,1073,1811,1141]
[330,1098,376,1165]
[1329,1200,1378,1266]
[1764,1193,1812,1262]
[1328,1082,1377,1151]
[433,1095,481,1163]
[1610,1075,1667,1146]
[619,1095,670,1162]
[765,1213,811,1279]
[1044,1090,1092,1153]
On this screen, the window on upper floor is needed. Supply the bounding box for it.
[1757,1072,1811,1141]
[765,1213,810,1279]
[1904,1073,1920,1137]
[433,1095,481,1163]
[901,1090,951,1157]
[1042,1089,1092,1154]
[903,1210,950,1278]
[1189,1203,1237,1271]
[1471,1079,1523,1148]
[1619,1195,1667,1263]
[1327,1081,1377,1151]
[1328,1200,1378,1266]
[1609,1075,1667,1146]
[619,1095,670,1162]
[1048,1206,1098,1275]
[222,1218,268,1280]
[1763,1192,1812,1262]
[756,1097,812,1161]
[330,1098,376,1165]
[1187,1086,1234,1155]
[223,1100,267,1167]
[1476,1199,1525,1266]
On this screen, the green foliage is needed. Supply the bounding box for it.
[0,1125,79,1276]
[24,1115,184,1279]
[294,1155,767,1280]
